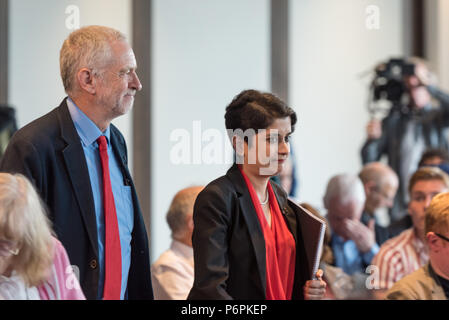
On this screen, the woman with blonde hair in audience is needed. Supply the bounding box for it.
[0,173,85,299]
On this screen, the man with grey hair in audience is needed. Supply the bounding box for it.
[0,26,152,300]
[324,174,379,275]
[359,162,399,246]
[151,186,204,300]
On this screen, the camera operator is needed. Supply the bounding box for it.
[361,58,449,223]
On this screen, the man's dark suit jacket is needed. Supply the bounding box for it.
[361,211,390,246]
[188,164,309,300]
[0,99,153,300]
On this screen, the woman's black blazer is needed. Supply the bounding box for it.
[188,163,310,300]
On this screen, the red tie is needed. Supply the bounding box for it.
[97,135,122,300]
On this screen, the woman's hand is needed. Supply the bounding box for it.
[304,269,327,300]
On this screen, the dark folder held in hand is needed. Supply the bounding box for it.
[288,199,326,280]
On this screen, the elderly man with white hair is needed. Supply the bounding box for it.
[359,162,399,246]
[324,174,379,275]
[0,26,152,300]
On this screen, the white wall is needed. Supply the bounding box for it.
[152,0,270,261]
[10,0,407,263]
[425,0,449,92]
[290,0,404,212]
[9,0,133,167]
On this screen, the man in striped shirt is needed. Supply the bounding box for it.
[386,191,449,300]
[370,167,449,299]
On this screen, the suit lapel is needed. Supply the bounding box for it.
[271,182,298,243]
[109,126,130,180]
[227,165,267,293]
[109,126,145,238]
[238,192,267,292]
[58,99,99,256]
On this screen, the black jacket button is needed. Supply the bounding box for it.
[89,259,97,269]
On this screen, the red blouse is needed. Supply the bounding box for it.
[239,167,296,299]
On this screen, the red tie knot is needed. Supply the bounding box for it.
[97,135,108,150]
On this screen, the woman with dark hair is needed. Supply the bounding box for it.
[188,90,326,300]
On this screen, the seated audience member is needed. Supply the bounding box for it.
[386,192,449,300]
[324,174,379,276]
[371,167,449,299]
[361,57,449,223]
[418,148,449,167]
[389,148,449,237]
[0,173,85,300]
[151,186,203,300]
[279,156,295,196]
[359,162,399,246]
[419,148,449,176]
[271,147,298,198]
[301,203,371,300]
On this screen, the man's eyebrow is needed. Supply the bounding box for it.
[119,66,137,73]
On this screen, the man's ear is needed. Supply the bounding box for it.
[364,181,376,195]
[187,216,194,233]
[76,68,97,95]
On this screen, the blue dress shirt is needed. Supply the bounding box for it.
[331,234,379,276]
[67,98,134,300]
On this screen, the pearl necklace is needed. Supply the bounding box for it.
[260,191,269,205]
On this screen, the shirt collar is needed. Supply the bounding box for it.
[171,240,193,259]
[67,97,111,146]
[332,233,346,245]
